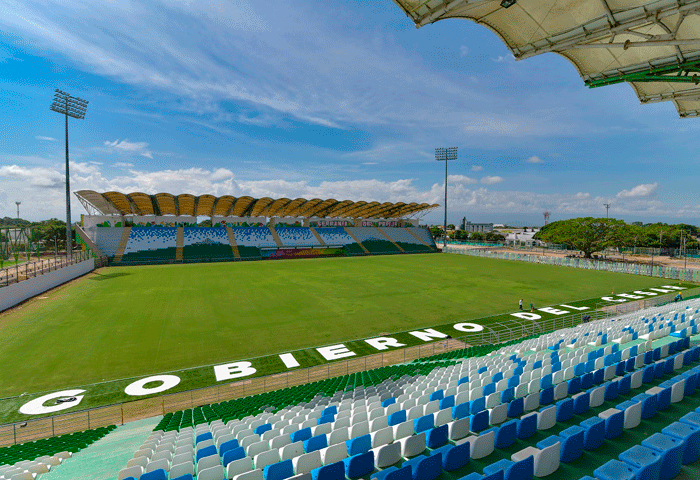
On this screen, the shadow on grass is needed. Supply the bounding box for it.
[88,272,131,281]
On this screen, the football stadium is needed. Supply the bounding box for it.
[2,0,700,479]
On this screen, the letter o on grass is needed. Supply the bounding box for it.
[125,375,181,396]
[453,323,485,333]
[19,389,86,415]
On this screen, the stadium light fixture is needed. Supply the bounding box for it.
[435,147,458,249]
[500,0,517,8]
[50,89,89,259]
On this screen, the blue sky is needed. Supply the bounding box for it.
[1,0,699,226]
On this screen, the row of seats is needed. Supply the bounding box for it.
[119,299,700,480]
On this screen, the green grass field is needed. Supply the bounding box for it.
[0,253,682,401]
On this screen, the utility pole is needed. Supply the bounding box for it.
[603,203,610,218]
[435,147,458,249]
[15,202,20,220]
[50,90,89,259]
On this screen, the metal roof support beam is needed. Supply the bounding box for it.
[587,58,700,87]
[639,87,700,102]
[568,39,700,49]
[513,0,700,59]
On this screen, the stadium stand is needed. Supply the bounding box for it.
[0,425,115,478]
[275,228,322,248]
[183,228,236,262]
[120,228,178,265]
[91,226,436,265]
[345,228,402,255]
[92,227,125,257]
[380,228,433,253]
[112,299,700,480]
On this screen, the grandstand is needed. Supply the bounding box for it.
[74,191,438,265]
[6,298,700,479]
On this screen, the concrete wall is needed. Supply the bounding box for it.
[0,259,95,312]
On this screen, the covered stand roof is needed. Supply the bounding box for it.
[75,190,438,219]
[392,0,700,117]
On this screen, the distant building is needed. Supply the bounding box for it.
[460,217,493,233]
[632,221,643,227]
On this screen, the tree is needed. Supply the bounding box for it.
[470,232,485,241]
[429,226,443,239]
[535,217,627,258]
[485,232,506,242]
[447,224,456,230]
[453,230,469,241]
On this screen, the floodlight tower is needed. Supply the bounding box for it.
[50,89,88,259]
[435,147,458,249]
[15,202,21,220]
[543,211,550,225]
[603,203,611,218]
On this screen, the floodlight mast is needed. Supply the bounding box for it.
[435,147,458,249]
[50,89,88,259]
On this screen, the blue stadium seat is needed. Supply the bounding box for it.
[430,442,469,471]
[580,417,605,451]
[555,399,573,423]
[343,451,374,479]
[223,446,246,467]
[323,406,338,416]
[346,434,371,456]
[382,398,396,408]
[492,420,517,449]
[567,377,581,395]
[516,413,537,440]
[430,390,444,401]
[264,460,294,480]
[219,439,240,456]
[471,397,486,414]
[573,392,589,415]
[662,421,700,464]
[618,445,661,480]
[440,396,455,410]
[580,372,593,390]
[452,403,470,421]
[507,398,523,418]
[426,425,448,449]
[389,410,407,426]
[371,465,411,480]
[641,433,683,480]
[304,434,328,453]
[318,414,335,425]
[539,387,554,406]
[618,375,632,395]
[631,393,657,419]
[171,475,194,480]
[311,461,345,480]
[140,470,167,480]
[196,445,217,462]
[593,459,636,480]
[482,455,533,480]
[470,410,489,433]
[256,423,273,436]
[291,427,313,443]
[196,432,213,444]
[414,414,434,434]
[403,453,442,480]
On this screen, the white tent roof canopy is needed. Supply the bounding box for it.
[392,0,700,117]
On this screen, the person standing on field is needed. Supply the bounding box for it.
[519,299,523,310]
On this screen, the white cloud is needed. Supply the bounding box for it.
[471,165,483,172]
[447,175,477,185]
[526,155,544,163]
[459,45,469,57]
[104,139,153,159]
[35,136,56,141]
[0,164,63,188]
[113,162,134,168]
[480,176,504,185]
[617,183,658,198]
[492,55,513,63]
[362,162,377,165]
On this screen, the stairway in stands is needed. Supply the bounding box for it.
[225,227,242,259]
[406,227,435,251]
[41,417,160,480]
[175,227,184,261]
[268,226,284,248]
[111,227,131,264]
[376,226,405,253]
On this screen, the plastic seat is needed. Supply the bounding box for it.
[343,452,374,480]
[488,404,507,426]
[482,455,533,480]
[580,417,605,451]
[589,386,605,408]
[470,411,489,433]
[426,425,448,449]
[632,393,657,419]
[430,442,469,472]
[463,430,494,460]
[593,459,635,480]
[197,455,221,473]
[281,442,305,461]
[227,458,254,479]
[491,420,517,449]
[320,443,348,465]
[400,432,426,458]
[516,413,537,440]
[371,442,401,468]
[641,433,683,480]
[141,470,168,480]
[346,434,371,456]
[448,418,470,441]
[512,443,559,478]
[555,399,573,423]
[536,406,556,431]
[537,426,583,464]
[370,465,411,480]
[265,460,295,480]
[310,460,344,480]
[393,421,414,441]
[197,464,226,480]
[662,421,700,465]
[293,451,323,475]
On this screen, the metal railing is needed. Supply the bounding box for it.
[0,250,94,287]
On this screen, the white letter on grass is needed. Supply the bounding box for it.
[511,312,541,320]
[125,375,181,396]
[453,323,485,332]
[560,304,589,311]
[365,337,406,351]
[317,344,356,361]
[214,362,257,381]
[601,296,627,303]
[408,329,448,342]
[617,293,643,300]
[19,390,86,415]
[538,307,570,315]
[279,353,300,369]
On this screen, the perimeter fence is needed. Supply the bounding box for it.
[444,246,700,283]
[0,250,105,287]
